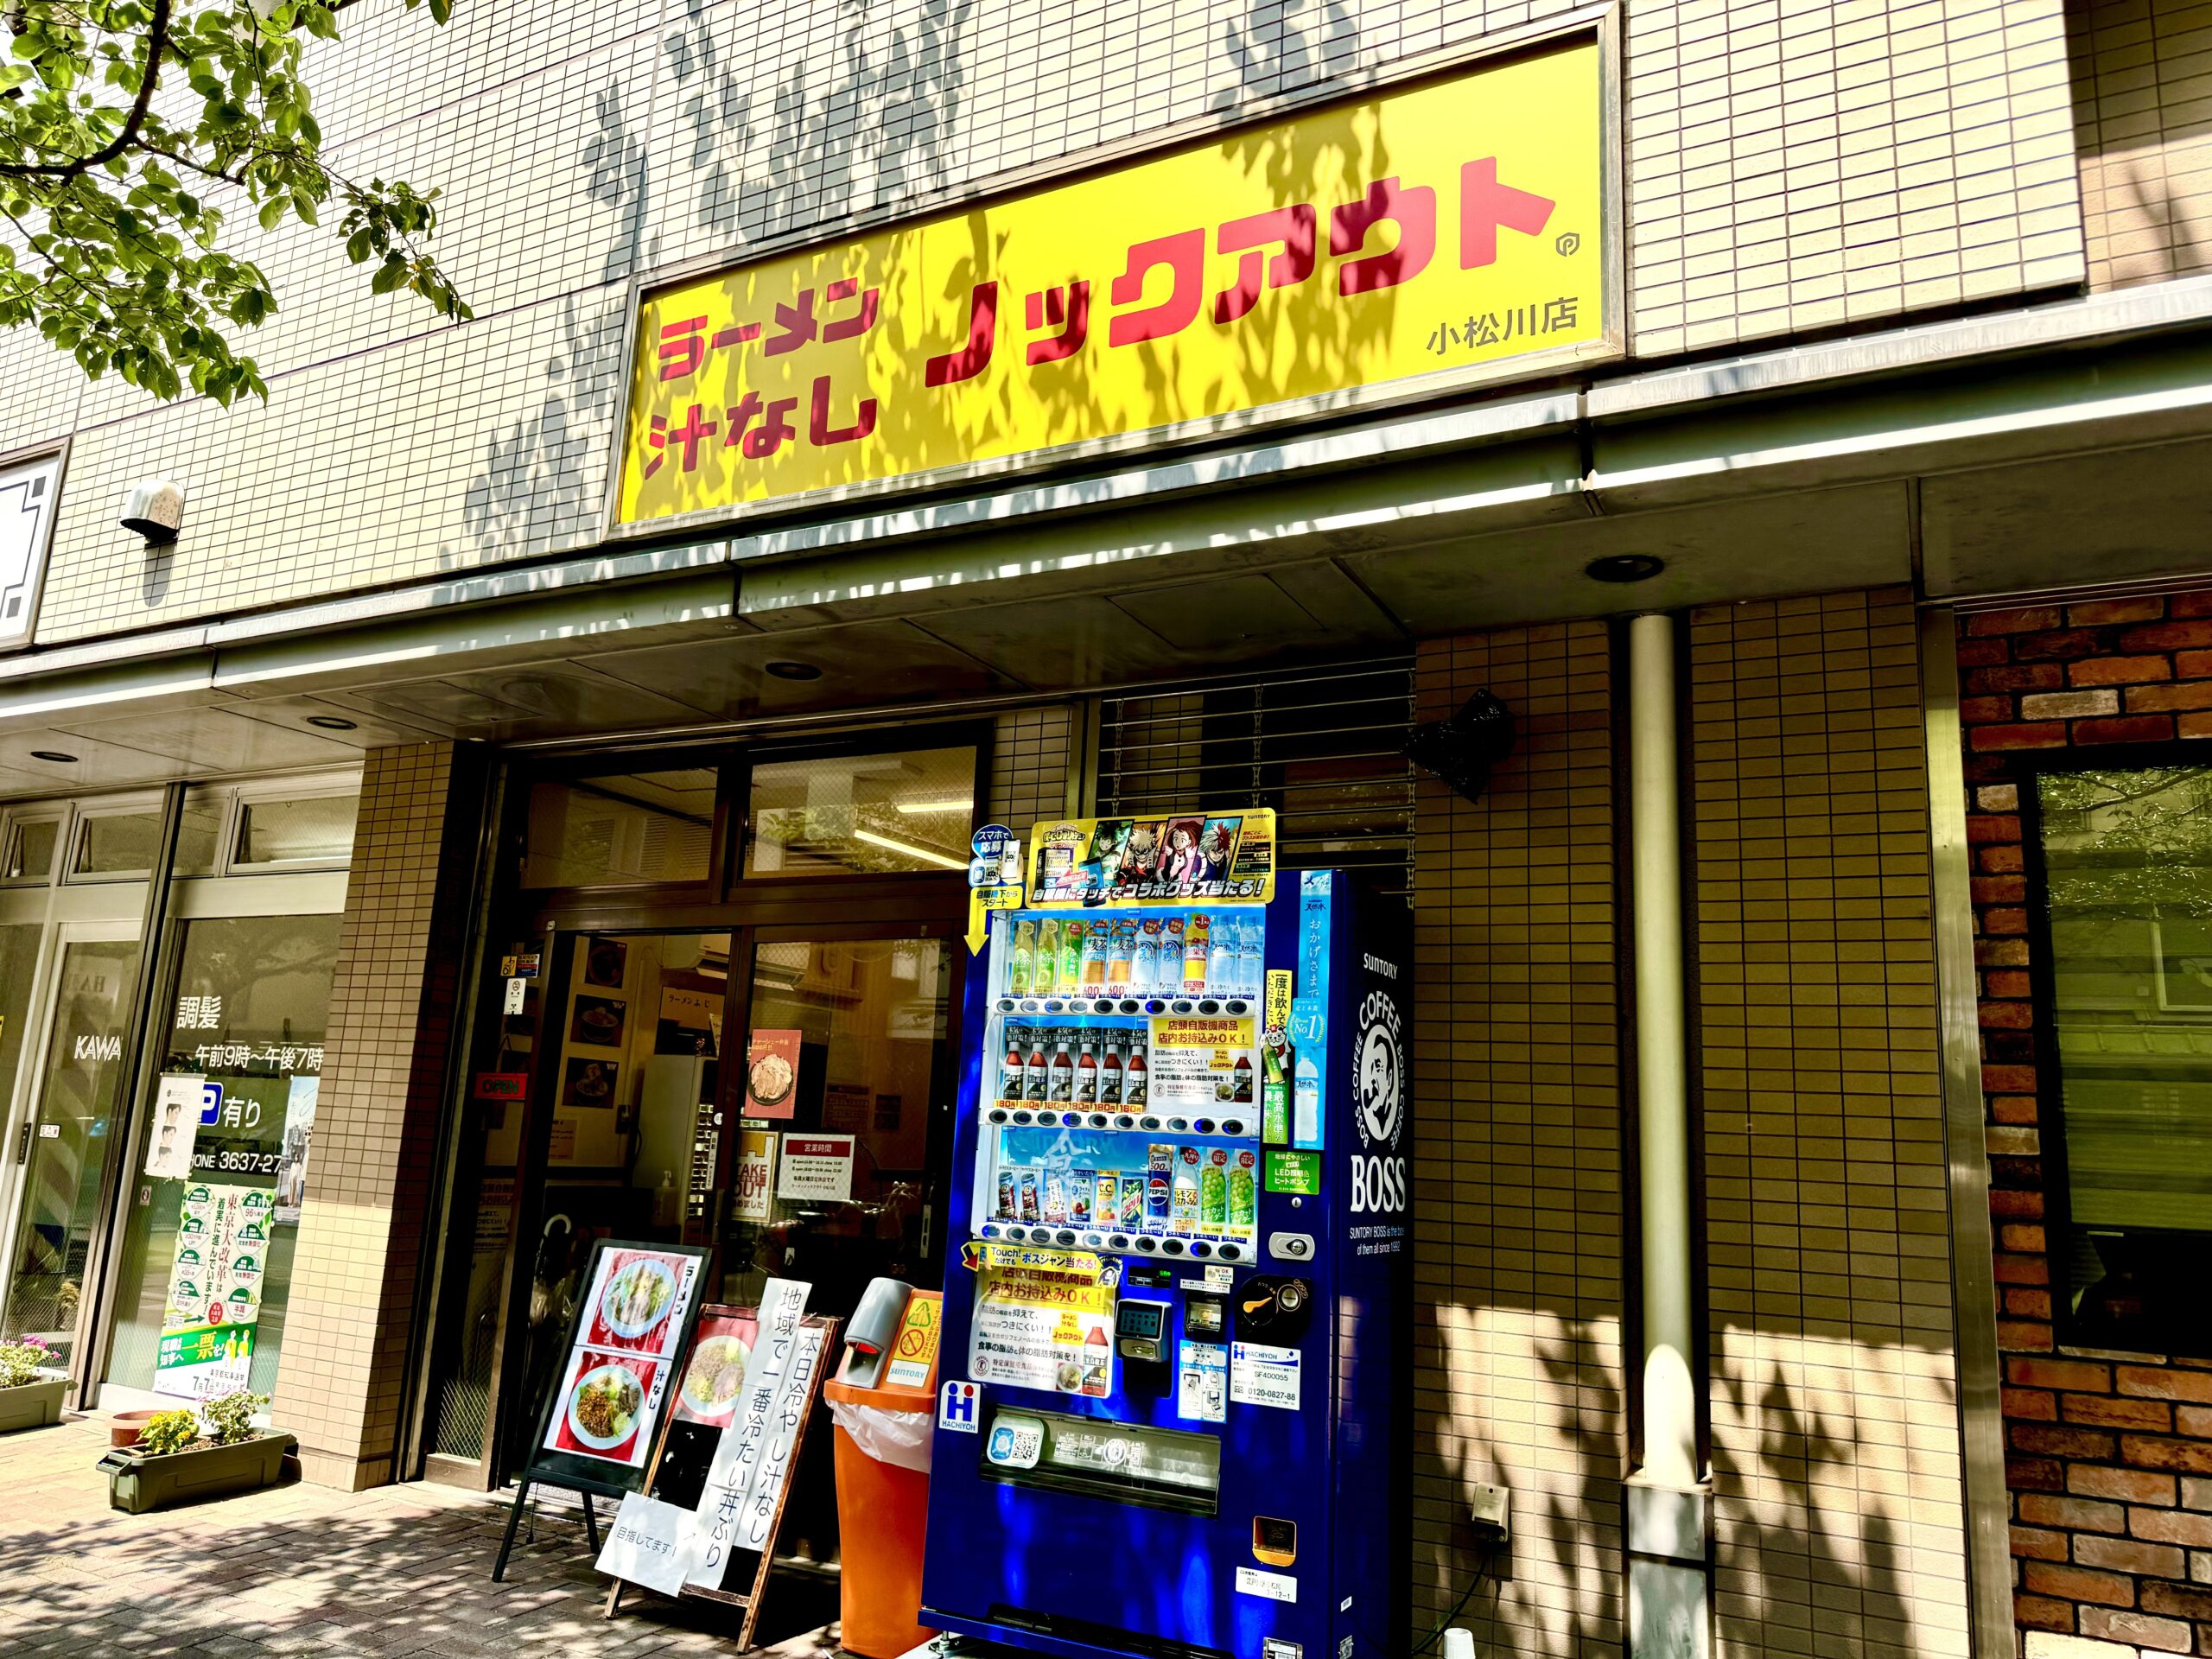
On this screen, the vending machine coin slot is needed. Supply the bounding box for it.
[1253,1516,1298,1567]
[1185,1294,1226,1342]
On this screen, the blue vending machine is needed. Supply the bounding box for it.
[923,810,1411,1659]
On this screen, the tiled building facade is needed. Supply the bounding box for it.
[5,2,2212,1658]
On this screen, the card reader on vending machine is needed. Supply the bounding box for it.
[1115,1298,1172,1366]
[924,847,1413,1659]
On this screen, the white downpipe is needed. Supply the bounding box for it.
[1629,613,1698,1489]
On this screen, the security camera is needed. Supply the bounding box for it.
[122,480,185,543]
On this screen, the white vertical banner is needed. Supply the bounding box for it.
[683,1277,810,1588]
[736,1323,826,1549]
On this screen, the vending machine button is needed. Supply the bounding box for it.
[988,1109,1008,1123]
[1044,999,1066,1013]
[1191,1241,1213,1258]
[1225,1000,1250,1015]
[1109,1234,1131,1250]
[1193,1118,1217,1135]
[1020,999,1041,1014]
[1143,999,1167,1014]
[1013,1110,1033,1125]
[1083,1232,1103,1247]
[1141,1116,1162,1131]
[1005,1225,1026,1240]
[1088,1114,1109,1128]
[1198,999,1221,1015]
[1217,1243,1243,1262]
[1221,1119,1245,1136]
[997,997,1016,1013]
[1117,999,1141,1014]
[1162,1240,1185,1255]
[981,1224,999,1238]
[1055,1230,1076,1246]
[1115,1115,1136,1130]
[1170,1000,1194,1014]
[1268,1232,1317,1263]
[1167,1118,1189,1133]
[1060,1112,1083,1128]
[1135,1237,1157,1253]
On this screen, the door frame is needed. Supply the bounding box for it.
[0,917,149,1386]
[411,723,989,1490]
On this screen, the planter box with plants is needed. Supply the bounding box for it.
[99,1390,295,1514]
[0,1336,66,1433]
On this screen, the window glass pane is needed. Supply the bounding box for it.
[236,792,359,868]
[74,810,162,875]
[742,747,976,877]
[521,770,716,888]
[172,792,226,876]
[3,817,59,882]
[2037,766,2212,1350]
[105,915,341,1402]
[1,937,144,1368]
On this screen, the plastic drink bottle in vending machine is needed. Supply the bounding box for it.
[1035,918,1059,997]
[1009,921,1035,997]
[1049,1041,1075,1103]
[1060,924,1085,996]
[1080,922,1109,998]
[1074,1041,1097,1105]
[1099,1040,1122,1105]
[1134,919,1161,995]
[1027,1033,1051,1101]
[1183,914,1211,994]
[1124,1040,1148,1107]
[1001,1031,1026,1103]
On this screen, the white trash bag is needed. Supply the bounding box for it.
[829,1398,934,1473]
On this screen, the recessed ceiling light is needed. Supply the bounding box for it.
[765,661,822,682]
[1585,554,1666,584]
[304,715,359,731]
[895,798,975,816]
[30,750,77,764]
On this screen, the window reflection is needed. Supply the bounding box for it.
[522,771,717,887]
[743,747,976,877]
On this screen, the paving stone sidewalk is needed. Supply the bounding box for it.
[0,1415,842,1659]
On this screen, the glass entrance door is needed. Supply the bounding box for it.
[0,930,143,1372]
[723,934,954,1315]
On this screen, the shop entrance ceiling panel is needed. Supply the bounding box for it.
[1340,481,1912,632]
[315,660,708,744]
[1919,435,2212,598]
[48,706,380,776]
[583,617,1016,718]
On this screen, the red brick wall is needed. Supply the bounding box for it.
[1960,594,2212,1656]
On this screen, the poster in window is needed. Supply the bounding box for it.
[584,938,629,989]
[744,1028,802,1119]
[154,1183,274,1400]
[735,1129,777,1222]
[564,1057,620,1109]
[569,995,628,1050]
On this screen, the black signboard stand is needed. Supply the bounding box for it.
[491,1237,710,1582]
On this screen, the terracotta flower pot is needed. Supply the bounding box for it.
[110,1408,162,1448]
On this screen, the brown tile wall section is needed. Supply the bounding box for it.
[272,741,480,1491]
[1410,622,1625,1658]
[1958,594,2212,1657]
[1689,589,1970,1659]
[2070,0,2212,292]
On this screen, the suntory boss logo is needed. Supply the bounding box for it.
[1351,986,1407,1214]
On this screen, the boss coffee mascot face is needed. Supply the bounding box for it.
[1351,974,1407,1215]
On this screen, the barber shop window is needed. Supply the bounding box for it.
[2036,766,2212,1355]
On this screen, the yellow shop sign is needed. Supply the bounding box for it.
[612,35,1614,533]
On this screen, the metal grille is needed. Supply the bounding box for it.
[1095,658,1416,892]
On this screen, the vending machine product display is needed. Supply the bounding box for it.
[923,811,1412,1659]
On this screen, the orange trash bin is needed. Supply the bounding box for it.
[824,1288,942,1659]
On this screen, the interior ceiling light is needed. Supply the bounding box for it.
[1585,554,1666,583]
[853,828,966,870]
[30,750,77,763]
[766,660,822,681]
[894,798,975,815]
[304,715,358,731]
